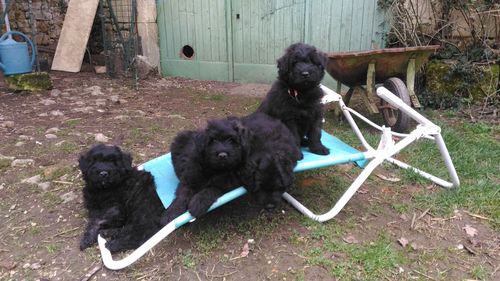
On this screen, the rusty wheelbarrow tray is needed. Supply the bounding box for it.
[327,45,439,132]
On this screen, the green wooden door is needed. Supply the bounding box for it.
[157,0,387,84]
[157,0,231,81]
[231,0,306,83]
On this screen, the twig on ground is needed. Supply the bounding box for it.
[464,211,493,221]
[207,270,238,278]
[192,270,202,281]
[79,265,101,281]
[413,269,437,280]
[53,180,74,185]
[417,208,431,221]
[49,226,81,239]
[411,212,417,229]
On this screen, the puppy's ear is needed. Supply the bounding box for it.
[276,53,290,80]
[78,152,90,173]
[118,150,133,169]
[230,118,253,158]
[193,130,208,155]
[312,49,328,68]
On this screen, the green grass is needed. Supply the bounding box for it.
[180,249,198,269]
[470,264,488,280]
[58,141,80,154]
[63,118,82,128]
[206,94,225,101]
[45,243,61,254]
[305,232,406,280]
[324,113,499,229]
[396,120,500,229]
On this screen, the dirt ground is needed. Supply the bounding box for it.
[0,72,498,281]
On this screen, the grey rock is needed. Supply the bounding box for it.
[50,110,64,117]
[38,182,51,192]
[11,159,35,167]
[40,99,56,106]
[45,127,60,134]
[22,175,42,184]
[50,89,62,97]
[94,133,109,143]
[60,191,78,203]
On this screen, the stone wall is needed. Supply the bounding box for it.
[5,0,68,48]
[4,0,159,70]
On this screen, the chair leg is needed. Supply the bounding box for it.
[282,156,385,223]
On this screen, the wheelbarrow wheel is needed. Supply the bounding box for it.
[380,77,412,133]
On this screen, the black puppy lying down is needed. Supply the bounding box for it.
[79,144,164,253]
[161,113,301,225]
[241,112,302,209]
[160,117,247,225]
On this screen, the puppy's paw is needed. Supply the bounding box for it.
[160,211,176,226]
[188,200,210,218]
[309,144,329,155]
[99,228,120,239]
[79,237,95,251]
[105,239,123,253]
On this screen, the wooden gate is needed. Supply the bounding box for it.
[157,0,387,83]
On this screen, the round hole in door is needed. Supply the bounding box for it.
[181,45,195,59]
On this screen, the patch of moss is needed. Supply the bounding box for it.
[426,60,499,101]
[0,158,11,171]
[4,72,53,91]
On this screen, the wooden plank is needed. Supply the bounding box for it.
[51,0,99,72]
[137,0,159,68]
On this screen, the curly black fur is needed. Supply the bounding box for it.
[256,42,329,156]
[78,144,164,253]
[160,117,249,225]
[241,112,302,209]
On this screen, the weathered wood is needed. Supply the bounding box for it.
[137,0,160,68]
[363,62,379,114]
[406,58,421,108]
[51,0,99,72]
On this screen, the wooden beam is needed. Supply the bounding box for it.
[51,0,99,72]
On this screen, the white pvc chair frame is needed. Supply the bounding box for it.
[282,85,460,222]
[97,85,460,270]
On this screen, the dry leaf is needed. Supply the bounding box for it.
[342,235,359,244]
[357,188,368,194]
[462,225,478,237]
[397,237,409,248]
[375,173,401,182]
[240,242,249,258]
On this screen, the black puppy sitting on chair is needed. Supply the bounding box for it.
[78,144,164,253]
[256,42,329,156]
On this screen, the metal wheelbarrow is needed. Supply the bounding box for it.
[327,45,440,132]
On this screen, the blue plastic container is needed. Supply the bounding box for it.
[0,31,36,76]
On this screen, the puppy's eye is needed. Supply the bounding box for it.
[227,137,237,144]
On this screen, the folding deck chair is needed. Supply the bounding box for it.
[98,85,460,270]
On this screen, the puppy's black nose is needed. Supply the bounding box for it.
[301,71,310,77]
[217,152,228,159]
[99,171,109,178]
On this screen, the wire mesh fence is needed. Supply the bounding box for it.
[98,0,138,87]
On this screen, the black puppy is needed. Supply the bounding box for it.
[241,112,302,209]
[79,144,164,253]
[256,42,329,156]
[160,117,248,225]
